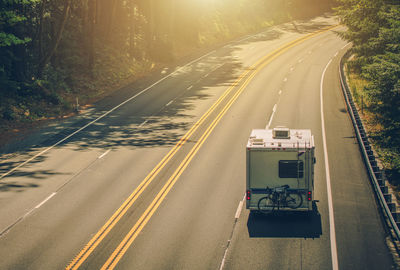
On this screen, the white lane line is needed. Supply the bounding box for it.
[219,247,229,270]
[35,192,57,209]
[166,100,173,107]
[185,50,216,67]
[219,194,246,270]
[298,59,303,63]
[279,90,282,95]
[266,104,277,129]
[341,42,351,50]
[320,58,339,270]
[283,77,287,82]
[1,191,57,235]
[206,63,223,78]
[187,85,193,90]
[334,52,338,57]
[139,120,148,127]
[237,35,251,43]
[235,195,246,219]
[98,149,111,159]
[0,50,217,181]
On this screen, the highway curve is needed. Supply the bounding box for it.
[0,15,395,270]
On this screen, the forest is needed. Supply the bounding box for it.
[336,0,400,187]
[0,0,333,125]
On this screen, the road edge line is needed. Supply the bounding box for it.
[320,58,339,270]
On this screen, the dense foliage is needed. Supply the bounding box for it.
[336,0,400,182]
[0,0,333,124]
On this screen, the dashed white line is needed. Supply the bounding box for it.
[98,149,111,159]
[235,195,245,219]
[341,42,351,50]
[139,120,148,127]
[334,52,338,57]
[237,35,252,43]
[219,247,229,270]
[283,77,287,82]
[320,58,339,270]
[166,100,173,107]
[219,195,245,270]
[0,49,217,181]
[187,85,193,90]
[279,90,282,95]
[35,192,57,209]
[266,104,277,129]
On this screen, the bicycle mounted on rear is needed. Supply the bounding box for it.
[257,184,303,214]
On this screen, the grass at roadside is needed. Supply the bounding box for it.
[346,64,400,200]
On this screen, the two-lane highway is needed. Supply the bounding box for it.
[0,15,395,269]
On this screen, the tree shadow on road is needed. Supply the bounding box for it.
[0,16,337,191]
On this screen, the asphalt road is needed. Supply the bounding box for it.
[0,16,395,270]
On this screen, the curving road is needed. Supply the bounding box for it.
[0,16,395,269]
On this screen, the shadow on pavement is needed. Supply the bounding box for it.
[247,209,322,239]
[0,15,337,191]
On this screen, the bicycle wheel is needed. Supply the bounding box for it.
[285,192,303,209]
[257,195,275,214]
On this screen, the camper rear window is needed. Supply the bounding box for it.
[279,160,304,178]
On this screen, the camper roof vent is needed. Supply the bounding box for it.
[273,127,290,139]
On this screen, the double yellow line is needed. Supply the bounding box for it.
[66,25,338,270]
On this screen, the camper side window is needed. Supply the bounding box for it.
[279,160,304,178]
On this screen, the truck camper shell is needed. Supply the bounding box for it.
[246,127,316,212]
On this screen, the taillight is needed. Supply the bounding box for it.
[246,190,251,200]
[308,191,312,201]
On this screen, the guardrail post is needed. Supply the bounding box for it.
[393,213,400,228]
[384,194,392,203]
[370,160,377,167]
[375,171,384,186]
[380,185,389,194]
[387,202,396,213]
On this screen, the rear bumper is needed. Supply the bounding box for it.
[247,206,312,212]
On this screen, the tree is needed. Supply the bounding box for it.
[337,0,400,181]
[37,0,71,78]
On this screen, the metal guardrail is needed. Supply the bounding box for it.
[339,49,400,243]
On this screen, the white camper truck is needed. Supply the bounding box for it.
[246,127,316,213]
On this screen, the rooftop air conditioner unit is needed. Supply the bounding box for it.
[273,127,290,139]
